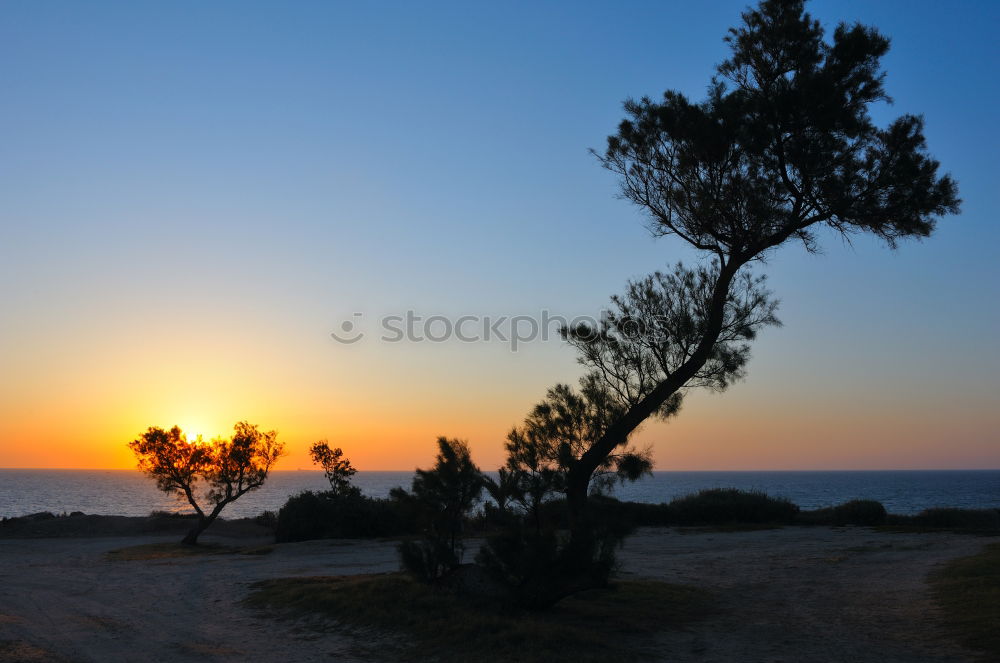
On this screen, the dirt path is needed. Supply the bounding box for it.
[0,527,991,662]
[0,535,395,662]
[619,527,988,662]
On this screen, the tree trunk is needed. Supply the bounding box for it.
[181,502,227,545]
[565,259,742,542]
[181,516,212,545]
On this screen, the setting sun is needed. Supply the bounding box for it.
[174,422,213,443]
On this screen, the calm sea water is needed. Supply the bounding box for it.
[1,469,998,520]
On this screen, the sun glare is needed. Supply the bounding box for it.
[178,421,211,442]
[171,412,234,444]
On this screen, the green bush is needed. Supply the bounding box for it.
[584,496,678,527]
[474,496,637,609]
[798,500,881,526]
[665,488,798,525]
[800,504,999,530]
[274,490,418,542]
[610,500,674,526]
[909,507,1000,531]
[254,510,278,531]
[534,491,798,529]
[833,499,887,525]
[399,537,460,583]
[798,499,887,526]
[477,517,626,609]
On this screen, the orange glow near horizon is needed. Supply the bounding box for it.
[1,289,997,472]
[2,361,997,472]
[1,0,998,478]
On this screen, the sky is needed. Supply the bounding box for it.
[1,0,998,471]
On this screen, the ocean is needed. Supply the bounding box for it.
[1,469,998,520]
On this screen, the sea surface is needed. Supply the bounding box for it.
[1,469,998,520]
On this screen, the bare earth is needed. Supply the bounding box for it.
[0,526,991,662]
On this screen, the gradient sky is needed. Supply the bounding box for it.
[1,0,998,471]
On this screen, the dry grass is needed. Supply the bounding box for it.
[676,523,784,534]
[930,542,1000,661]
[176,642,247,657]
[106,542,272,561]
[0,640,61,662]
[246,573,714,663]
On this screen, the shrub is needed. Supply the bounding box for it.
[799,502,1000,530]
[476,497,635,609]
[608,499,675,527]
[274,490,417,542]
[254,510,278,531]
[399,538,459,583]
[475,501,520,532]
[477,525,625,609]
[666,488,798,525]
[0,511,57,528]
[149,510,196,519]
[525,492,799,529]
[394,438,485,583]
[798,499,887,526]
[832,499,887,526]
[797,499,888,526]
[910,507,1000,531]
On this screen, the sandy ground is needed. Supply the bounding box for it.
[0,526,991,662]
[619,527,987,662]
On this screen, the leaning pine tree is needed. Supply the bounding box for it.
[482,263,780,606]
[559,0,959,560]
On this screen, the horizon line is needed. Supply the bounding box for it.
[2,467,999,473]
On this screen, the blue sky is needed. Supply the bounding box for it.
[1,0,997,469]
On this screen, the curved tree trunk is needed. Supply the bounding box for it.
[181,514,215,545]
[565,259,742,543]
[181,501,228,545]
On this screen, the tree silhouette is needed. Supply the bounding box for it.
[395,437,485,581]
[482,467,519,514]
[563,0,959,542]
[480,264,776,606]
[309,440,360,498]
[481,467,520,532]
[410,437,484,558]
[128,421,284,544]
[504,377,657,533]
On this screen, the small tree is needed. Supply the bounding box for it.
[482,467,519,514]
[395,437,484,581]
[129,421,284,544]
[478,375,659,607]
[481,467,520,530]
[309,440,359,498]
